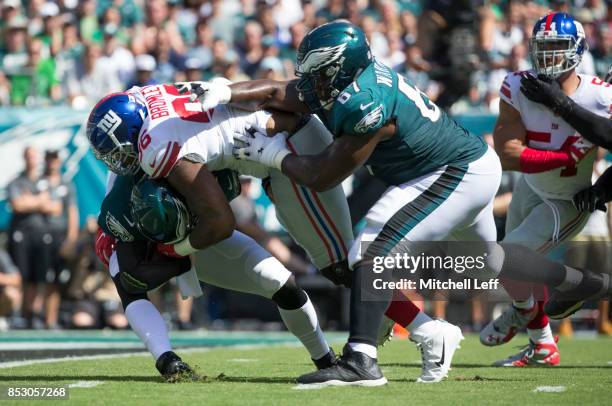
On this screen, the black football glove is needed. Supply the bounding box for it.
[520,72,573,116]
[573,184,608,213]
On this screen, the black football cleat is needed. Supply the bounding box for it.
[296,344,387,387]
[155,351,198,383]
[545,270,611,319]
[312,347,337,370]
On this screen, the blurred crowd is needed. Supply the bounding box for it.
[1,0,611,333]
[0,0,610,111]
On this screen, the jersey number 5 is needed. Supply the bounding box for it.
[397,75,440,122]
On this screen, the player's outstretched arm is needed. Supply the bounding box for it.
[520,73,612,149]
[228,79,310,113]
[281,128,389,192]
[167,159,236,252]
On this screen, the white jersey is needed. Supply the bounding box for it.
[500,70,612,200]
[129,84,272,179]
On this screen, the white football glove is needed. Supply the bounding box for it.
[174,81,207,96]
[233,126,291,170]
[175,80,232,111]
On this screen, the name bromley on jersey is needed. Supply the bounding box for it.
[141,86,169,120]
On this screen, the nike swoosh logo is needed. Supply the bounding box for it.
[123,215,136,228]
[360,102,374,110]
[435,337,445,367]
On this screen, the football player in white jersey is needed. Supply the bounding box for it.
[482,12,612,367]
[86,78,434,378]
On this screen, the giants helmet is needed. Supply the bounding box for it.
[86,92,147,175]
[530,13,587,79]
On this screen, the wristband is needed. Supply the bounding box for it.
[174,236,198,256]
[273,149,291,171]
[218,83,232,104]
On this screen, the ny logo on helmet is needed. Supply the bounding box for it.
[97,109,122,137]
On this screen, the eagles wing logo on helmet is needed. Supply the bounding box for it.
[297,42,348,74]
[106,212,134,242]
[354,104,384,134]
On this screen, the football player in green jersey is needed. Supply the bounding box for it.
[187,20,501,385]
[98,170,337,381]
[186,20,612,386]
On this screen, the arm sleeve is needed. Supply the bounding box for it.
[557,100,612,150]
[595,166,612,203]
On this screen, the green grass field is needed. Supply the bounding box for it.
[1,334,611,405]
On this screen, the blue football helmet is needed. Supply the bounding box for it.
[86,92,148,175]
[530,13,587,79]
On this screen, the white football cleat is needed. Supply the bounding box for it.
[414,320,464,383]
[480,305,538,346]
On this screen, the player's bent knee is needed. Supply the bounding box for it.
[272,275,307,310]
[112,274,147,310]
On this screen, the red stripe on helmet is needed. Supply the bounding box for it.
[544,13,555,31]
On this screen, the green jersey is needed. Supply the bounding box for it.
[98,175,143,242]
[325,61,487,185]
[98,169,241,243]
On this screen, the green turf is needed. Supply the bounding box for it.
[0,334,611,405]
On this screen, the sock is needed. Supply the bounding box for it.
[125,299,172,360]
[278,294,329,361]
[555,266,584,292]
[513,296,535,310]
[384,290,421,327]
[527,300,550,332]
[528,323,556,345]
[348,263,393,346]
[348,342,377,359]
[406,311,437,342]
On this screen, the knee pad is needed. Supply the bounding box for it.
[112,274,147,309]
[320,260,352,288]
[272,275,307,310]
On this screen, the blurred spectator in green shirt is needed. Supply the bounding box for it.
[9,37,60,106]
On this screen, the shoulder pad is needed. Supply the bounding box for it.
[139,130,181,179]
[335,90,387,136]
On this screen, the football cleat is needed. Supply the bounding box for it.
[312,347,337,370]
[414,320,464,383]
[493,337,560,367]
[545,271,610,320]
[480,304,538,346]
[376,316,395,347]
[155,351,198,383]
[296,344,387,388]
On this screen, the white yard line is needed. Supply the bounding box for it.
[0,343,301,370]
[533,386,567,393]
[68,381,104,388]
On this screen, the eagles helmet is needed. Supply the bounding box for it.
[130,178,196,244]
[87,92,147,175]
[295,20,372,112]
[530,13,587,79]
